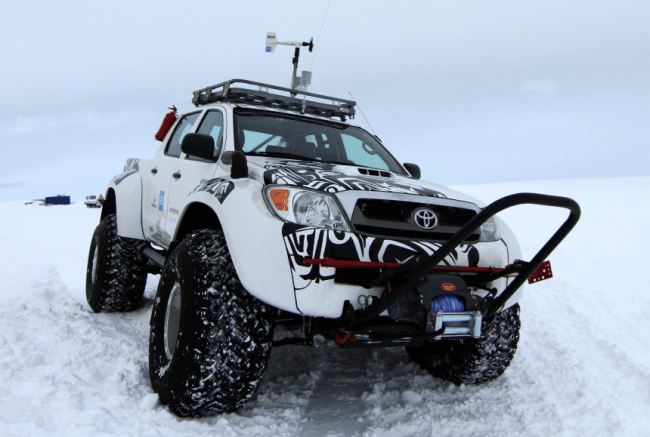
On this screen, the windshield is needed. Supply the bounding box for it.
[234,109,406,174]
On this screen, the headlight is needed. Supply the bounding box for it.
[264,186,351,231]
[479,216,500,242]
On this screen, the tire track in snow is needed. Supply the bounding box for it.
[299,348,373,437]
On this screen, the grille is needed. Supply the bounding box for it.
[358,199,477,227]
[352,198,479,242]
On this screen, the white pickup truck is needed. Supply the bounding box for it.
[85,79,580,417]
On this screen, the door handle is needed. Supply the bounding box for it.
[173,172,181,179]
[151,167,158,174]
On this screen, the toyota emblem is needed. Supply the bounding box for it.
[413,208,438,230]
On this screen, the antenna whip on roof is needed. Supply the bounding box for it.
[349,92,376,136]
[310,0,331,72]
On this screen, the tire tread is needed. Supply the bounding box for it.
[149,229,273,417]
[86,214,147,312]
[407,304,521,385]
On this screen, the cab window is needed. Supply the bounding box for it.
[166,112,201,157]
[196,110,224,159]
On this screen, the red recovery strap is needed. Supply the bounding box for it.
[303,258,553,284]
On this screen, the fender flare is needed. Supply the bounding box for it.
[173,179,298,314]
[106,170,145,240]
[172,197,223,247]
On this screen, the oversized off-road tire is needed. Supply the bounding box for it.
[85,214,147,312]
[149,229,274,417]
[406,304,520,385]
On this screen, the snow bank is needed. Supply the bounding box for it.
[0,178,648,436]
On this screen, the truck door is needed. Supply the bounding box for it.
[143,111,202,247]
[165,108,227,240]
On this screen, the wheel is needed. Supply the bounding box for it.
[85,214,148,312]
[406,304,521,385]
[149,229,274,417]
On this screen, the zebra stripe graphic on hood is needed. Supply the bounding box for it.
[261,161,447,198]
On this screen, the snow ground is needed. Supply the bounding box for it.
[1,177,649,436]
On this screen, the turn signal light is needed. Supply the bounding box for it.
[269,189,289,211]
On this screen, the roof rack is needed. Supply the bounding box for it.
[192,79,356,121]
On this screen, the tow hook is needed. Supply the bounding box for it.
[335,327,357,345]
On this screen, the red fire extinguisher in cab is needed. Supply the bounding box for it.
[154,106,178,141]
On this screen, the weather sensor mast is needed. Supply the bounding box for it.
[266,32,314,94]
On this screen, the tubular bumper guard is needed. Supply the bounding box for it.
[339,192,581,330]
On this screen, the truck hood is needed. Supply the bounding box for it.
[246,156,483,206]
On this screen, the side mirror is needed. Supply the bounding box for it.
[221,151,249,179]
[181,133,216,161]
[403,163,421,180]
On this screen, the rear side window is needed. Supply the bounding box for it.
[196,110,224,158]
[166,112,201,157]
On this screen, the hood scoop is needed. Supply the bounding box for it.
[358,168,392,178]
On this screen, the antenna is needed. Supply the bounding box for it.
[266,32,313,95]
[349,92,377,136]
[310,0,331,71]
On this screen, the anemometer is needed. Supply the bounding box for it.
[266,32,314,94]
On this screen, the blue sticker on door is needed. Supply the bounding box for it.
[159,191,165,211]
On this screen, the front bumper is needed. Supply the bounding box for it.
[282,223,510,318]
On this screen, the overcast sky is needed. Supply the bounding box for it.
[1,0,648,202]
